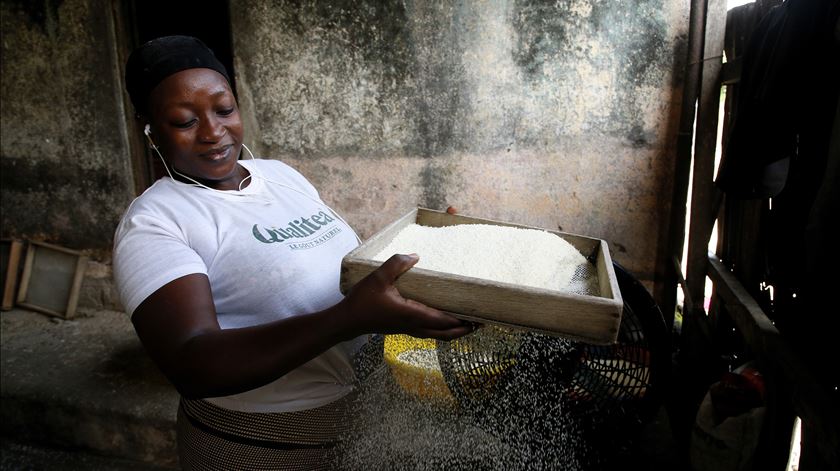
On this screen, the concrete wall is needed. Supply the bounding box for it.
[230,0,688,285]
[0,0,688,309]
[0,0,135,254]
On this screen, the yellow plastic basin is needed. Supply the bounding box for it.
[383,334,453,402]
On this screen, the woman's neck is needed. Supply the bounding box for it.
[171,163,252,191]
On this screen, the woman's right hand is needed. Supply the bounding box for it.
[339,254,474,341]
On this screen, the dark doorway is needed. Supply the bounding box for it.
[132,1,236,93]
[118,0,236,189]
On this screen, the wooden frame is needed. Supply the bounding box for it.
[341,207,623,345]
[1,239,25,310]
[667,0,839,468]
[16,241,88,319]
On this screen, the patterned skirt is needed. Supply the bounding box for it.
[177,395,355,470]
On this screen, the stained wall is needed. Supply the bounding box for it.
[0,0,689,306]
[230,0,689,285]
[0,0,135,253]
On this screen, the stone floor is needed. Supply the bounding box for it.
[1,308,683,470]
[0,309,179,469]
[1,440,172,471]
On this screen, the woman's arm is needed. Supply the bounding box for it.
[132,253,472,399]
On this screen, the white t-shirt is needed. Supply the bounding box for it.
[113,159,365,413]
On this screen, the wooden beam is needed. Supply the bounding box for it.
[707,254,840,466]
[684,0,728,318]
[659,0,710,328]
[671,255,692,310]
[707,253,778,348]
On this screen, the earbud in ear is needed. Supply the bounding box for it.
[143,124,159,150]
[142,123,172,178]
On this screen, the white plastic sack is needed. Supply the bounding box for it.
[690,389,765,471]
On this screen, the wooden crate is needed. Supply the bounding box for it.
[340,208,623,344]
[16,241,88,319]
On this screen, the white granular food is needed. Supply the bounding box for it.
[373,224,586,292]
[396,349,440,371]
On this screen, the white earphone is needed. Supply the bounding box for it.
[143,124,176,180]
[143,124,157,148]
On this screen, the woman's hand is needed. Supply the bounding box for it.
[339,254,474,341]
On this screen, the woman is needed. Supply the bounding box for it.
[114,36,473,470]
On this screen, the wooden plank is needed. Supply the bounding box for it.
[596,239,621,303]
[65,255,88,319]
[707,254,777,347]
[683,0,728,317]
[708,254,840,466]
[659,0,709,326]
[341,208,623,344]
[1,240,24,310]
[671,255,693,310]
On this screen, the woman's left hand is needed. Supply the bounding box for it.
[338,253,475,341]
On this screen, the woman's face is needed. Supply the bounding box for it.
[146,68,244,190]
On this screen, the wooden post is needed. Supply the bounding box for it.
[683,0,727,323]
[659,0,708,330]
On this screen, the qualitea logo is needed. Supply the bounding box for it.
[252,210,342,250]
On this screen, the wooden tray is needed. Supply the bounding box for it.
[340,208,623,344]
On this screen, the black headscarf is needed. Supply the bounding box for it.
[125,35,230,114]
